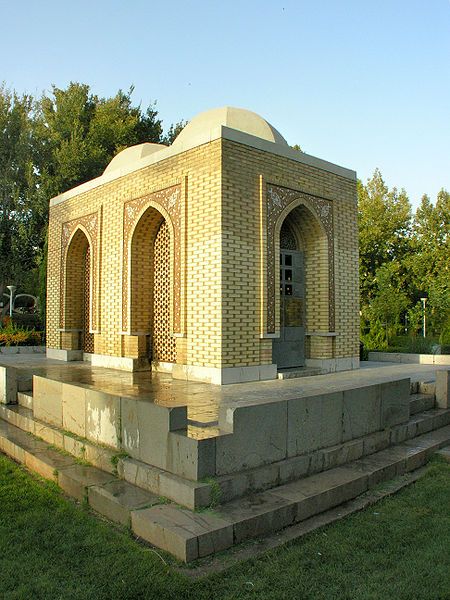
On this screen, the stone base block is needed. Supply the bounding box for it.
[306,356,359,373]
[436,370,450,409]
[172,363,277,385]
[46,348,83,362]
[87,353,150,372]
[0,366,17,404]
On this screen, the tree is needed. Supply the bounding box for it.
[162,120,187,145]
[35,83,164,199]
[0,82,187,309]
[407,190,450,335]
[0,85,38,295]
[368,262,409,344]
[358,169,412,305]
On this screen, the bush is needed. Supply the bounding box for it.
[361,320,388,351]
[0,318,43,347]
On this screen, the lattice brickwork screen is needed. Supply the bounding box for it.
[280,221,297,250]
[152,220,176,362]
[83,245,94,353]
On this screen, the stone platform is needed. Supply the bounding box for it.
[1,355,450,561]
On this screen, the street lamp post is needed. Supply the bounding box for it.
[420,296,427,338]
[6,285,16,319]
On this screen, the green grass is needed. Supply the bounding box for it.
[0,454,449,599]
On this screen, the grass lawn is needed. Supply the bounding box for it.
[0,454,449,600]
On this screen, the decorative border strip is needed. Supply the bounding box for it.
[266,184,335,333]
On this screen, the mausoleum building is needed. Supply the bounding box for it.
[46,107,359,384]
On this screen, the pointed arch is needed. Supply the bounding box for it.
[121,185,182,335]
[125,202,176,362]
[63,227,93,351]
[265,184,335,335]
[276,202,330,336]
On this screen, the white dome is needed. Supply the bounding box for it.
[172,106,288,147]
[104,142,166,174]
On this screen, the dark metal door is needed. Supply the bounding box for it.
[272,249,305,368]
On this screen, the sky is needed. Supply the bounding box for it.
[1,0,449,208]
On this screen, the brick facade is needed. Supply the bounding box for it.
[47,109,359,383]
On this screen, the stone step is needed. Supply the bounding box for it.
[0,403,213,509]
[118,455,212,510]
[130,424,450,561]
[17,391,33,409]
[277,367,323,380]
[409,393,435,415]
[0,404,35,433]
[0,418,167,526]
[1,409,449,563]
[0,404,118,475]
[1,399,449,509]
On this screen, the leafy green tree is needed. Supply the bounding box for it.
[0,85,39,296]
[1,81,187,315]
[162,120,187,145]
[358,169,412,305]
[369,262,410,344]
[407,190,450,335]
[35,83,164,199]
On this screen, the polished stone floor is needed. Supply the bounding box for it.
[1,354,447,439]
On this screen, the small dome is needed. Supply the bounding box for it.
[172,106,288,147]
[104,142,166,174]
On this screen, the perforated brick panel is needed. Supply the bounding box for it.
[83,245,94,353]
[152,220,176,363]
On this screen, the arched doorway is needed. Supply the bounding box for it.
[273,204,329,369]
[129,207,176,363]
[272,220,305,368]
[64,228,93,352]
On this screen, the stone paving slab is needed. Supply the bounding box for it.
[88,480,160,526]
[25,448,78,481]
[1,354,448,428]
[57,464,116,501]
[131,505,234,562]
[218,491,297,544]
[0,418,48,462]
[271,466,369,521]
[344,450,404,486]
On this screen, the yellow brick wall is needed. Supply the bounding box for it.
[47,135,358,372]
[47,141,223,368]
[221,139,359,364]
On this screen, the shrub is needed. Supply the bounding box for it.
[0,319,42,346]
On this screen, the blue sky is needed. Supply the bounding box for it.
[2,0,449,207]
